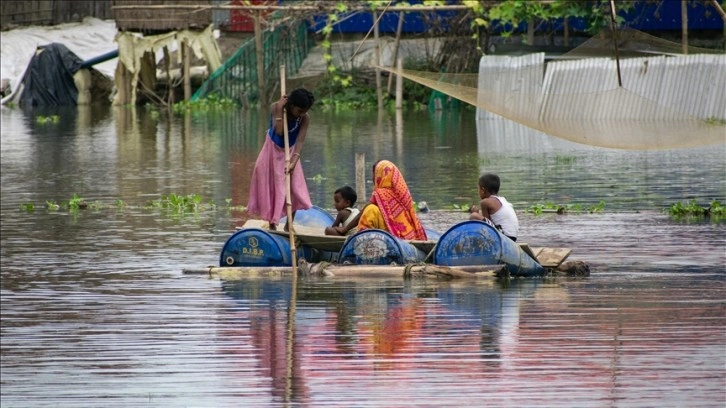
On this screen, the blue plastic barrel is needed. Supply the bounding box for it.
[433,221,544,277]
[280,205,335,228]
[338,229,426,265]
[219,228,294,267]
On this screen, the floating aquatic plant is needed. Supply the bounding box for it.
[667,199,724,219]
[19,202,35,212]
[21,194,241,216]
[35,115,60,124]
[527,200,605,215]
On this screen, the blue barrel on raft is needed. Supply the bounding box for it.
[433,221,545,277]
[280,205,334,228]
[220,228,318,267]
[338,229,427,265]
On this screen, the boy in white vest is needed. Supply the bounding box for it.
[469,173,519,241]
[325,185,360,236]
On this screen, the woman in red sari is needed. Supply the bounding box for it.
[356,160,427,241]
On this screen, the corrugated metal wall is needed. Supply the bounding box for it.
[478,53,726,122]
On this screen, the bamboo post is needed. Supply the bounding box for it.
[163,46,174,106]
[711,0,726,22]
[395,57,403,110]
[608,0,623,88]
[182,39,191,101]
[255,11,267,107]
[681,0,688,55]
[280,64,298,277]
[387,11,405,94]
[355,152,366,204]
[373,10,383,111]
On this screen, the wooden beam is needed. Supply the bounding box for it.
[710,0,726,23]
[182,263,508,279]
[111,5,470,12]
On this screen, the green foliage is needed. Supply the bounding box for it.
[66,193,88,210]
[316,70,380,110]
[36,115,61,124]
[667,199,724,219]
[45,200,60,211]
[172,93,238,114]
[705,116,726,125]
[19,202,35,212]
[21,193,247,216]
[145,194,211,213]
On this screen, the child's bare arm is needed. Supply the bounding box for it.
[324,209,351,236]
[331,210,348,228]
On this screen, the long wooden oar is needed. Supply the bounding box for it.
[279,64,298,276]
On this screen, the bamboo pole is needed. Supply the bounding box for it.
[182,264,508,279]
[373,10,383,110]
[163,46,174,106]
[608,0,623,88]
[182,39,191,101]
[280,64,298,277]
[386,11,405,94]
[710,0,726,22]
[681,0,688,55]
[395,58,403,110]
[281,62,299,404]
[350,1,392,61]
[355,152,366,204]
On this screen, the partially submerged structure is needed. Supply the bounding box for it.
[111,0,222,105]
[1,42,114,107]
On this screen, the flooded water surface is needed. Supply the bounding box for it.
[1,105,724,407]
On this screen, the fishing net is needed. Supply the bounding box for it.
[378,28,725,150]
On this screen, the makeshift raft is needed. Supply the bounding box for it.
[185,261,509,280]
[215,206,577,278]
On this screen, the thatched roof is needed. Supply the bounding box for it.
[112,0,211,33]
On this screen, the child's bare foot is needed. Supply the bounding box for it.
[269,223,277,231]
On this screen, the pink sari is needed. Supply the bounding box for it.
[247,134,312,225]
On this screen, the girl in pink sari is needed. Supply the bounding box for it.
[247,88,315,230]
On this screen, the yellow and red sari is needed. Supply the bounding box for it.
[358,160,427,241]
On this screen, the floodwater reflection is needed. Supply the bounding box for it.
[217,275,724,407]
[1,105,724,407]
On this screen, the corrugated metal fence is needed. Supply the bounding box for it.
[478,53,726,121]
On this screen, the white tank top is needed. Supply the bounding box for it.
[342,207,360,227]
[489,196,519,239]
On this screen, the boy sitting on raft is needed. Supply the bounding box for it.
[325,186,359,236]
[469,173,519,242]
